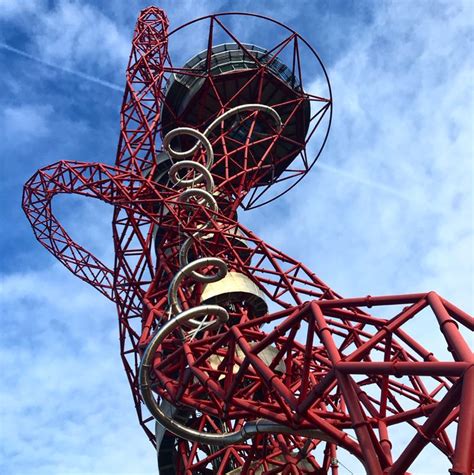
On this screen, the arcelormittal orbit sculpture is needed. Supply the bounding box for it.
[23,6,473,474]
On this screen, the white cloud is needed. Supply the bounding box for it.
[32,1,130,72]
[2,104,52,141]
[0,265,155,475]
[2,1,472,474]
[0,0,45,19]
[246,0,473,312]
[242,4,472,470]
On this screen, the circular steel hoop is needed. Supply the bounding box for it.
[167,257,228,315]
[163,127,214,167]
[169,161,214,190]
[162,11,333,209]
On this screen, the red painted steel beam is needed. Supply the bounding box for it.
[388,379,463,474]
[22,6,473,474]
[335,361,471,377]
[451,367,474,474]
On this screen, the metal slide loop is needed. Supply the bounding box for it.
[139,305,335,446]
[204,104,282,136]
[140,104,290,446]
[163,127,214,168]
[169,161,214,191]
[167,257,228,315]
[163,104,280,170]
[178,235,200,271]
[178,188,218,213]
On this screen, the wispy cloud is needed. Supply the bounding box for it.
[31,1,130,71]
[316,161,424,204]
[1,1,472,474]
[246,0,473,318]
[0,265,154,475]
[0,42,123,91]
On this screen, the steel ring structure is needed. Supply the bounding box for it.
[22,6,473,475]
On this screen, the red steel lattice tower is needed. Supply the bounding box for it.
[23,6,473,475]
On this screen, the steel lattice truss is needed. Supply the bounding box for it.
[23,6,473,475]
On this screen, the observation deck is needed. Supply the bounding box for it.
[160,43,310,187]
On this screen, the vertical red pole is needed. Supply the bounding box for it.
[451,367,474,474]
[115,6,169,173]
[113,6,170,442]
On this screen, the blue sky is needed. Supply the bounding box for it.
[0,1,472,474]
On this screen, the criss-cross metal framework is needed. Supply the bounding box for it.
[23,6,473,475]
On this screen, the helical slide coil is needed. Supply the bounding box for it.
[139,105,332,445]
